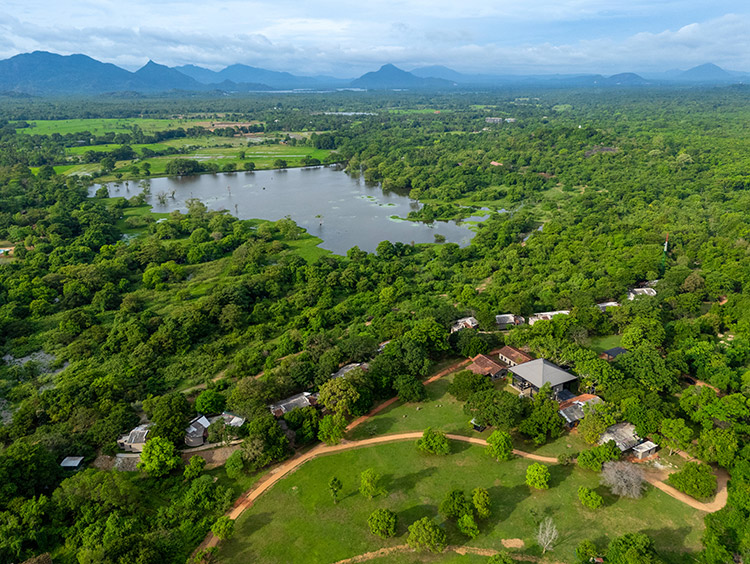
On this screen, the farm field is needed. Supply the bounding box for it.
[218,441,704,564]
[15,117,210,135]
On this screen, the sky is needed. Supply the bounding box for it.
[0,1,748,76]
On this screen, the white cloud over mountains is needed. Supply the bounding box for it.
[0,1,747,75]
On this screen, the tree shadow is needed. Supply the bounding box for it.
[486,484,530,527]
[384,466,438,494]
[644,526,692,559]
[233,511,273,542]
[448,439,473,454]
[548,463,574,488]
[397,503,438,535]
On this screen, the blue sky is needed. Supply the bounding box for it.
[0,1,747,75]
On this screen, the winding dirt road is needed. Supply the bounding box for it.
[193,353,728,559]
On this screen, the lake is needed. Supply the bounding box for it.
[96,167,481,255]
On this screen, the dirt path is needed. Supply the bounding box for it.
[644,467,729,512]
[332,543,562,564]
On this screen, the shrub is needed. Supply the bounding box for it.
[416,427,451,455]
[407,517,447,553]
[360,468,386,499]
[577,486,604,509]
[472,487,491,519]
[667,462,717,500]
[458,513,479,539]
[368,508,397,538]
[225,450,245,479]
[601,461,645,499]
[211,516,235,540]
[525,463,550,490]
[486,430,514,462]
[577,440,620,472]
[448,370,493,401]
[440,489,472,519]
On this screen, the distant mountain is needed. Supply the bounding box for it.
[0,51,139,94]
[351,64,455,89]
[135,60,203,91]
[174,63,346,89]
[411,65,468,82]
[0,51,275,95]
[602,73,649,86]
[678,63,734,82]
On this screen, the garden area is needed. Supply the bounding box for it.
[218,441,705,564]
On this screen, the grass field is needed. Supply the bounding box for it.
[589,334,623,354]
[15,117,209,136]
[218,441,704,564]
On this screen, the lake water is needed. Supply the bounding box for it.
[96,167,480,255]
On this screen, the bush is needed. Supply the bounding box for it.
[458,513,479,539]
[440,489,472,519]
[407,517,447,553]
[448,370,493,401]
[486,430,514,461]
[472,487,491,519]
[211,516,235,540]
[416,427,451,455]
[368,508,397,538]
[195,389,226,414]
[360,468,386,499]
[577,486,604,509]
[525,463,550,490]
[225,450,245,479]
[667,462,717,499]
[577,440,620,472]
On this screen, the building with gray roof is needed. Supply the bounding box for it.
[508,358,577,398]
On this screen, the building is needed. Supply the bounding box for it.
[497,345,533,367]
[485,117,503,124]
[508,359,577,398]
[467,354,505,380]
[269,392,318,417]
[451,316,479,333]
[600,347,628,362]
[117,423,151,452]
[60,456,84,470]
[627,287,657,301]
[185,415,211,447]
[596,301,620,312]
[632,441,659,460]
[495,314,525,330]
[599,422,641,452]
[212,412,246,428]
[331,362,368,379]
[558,394,603,427]
[527,310,570,325]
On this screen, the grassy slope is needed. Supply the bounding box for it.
[218,441,703,564]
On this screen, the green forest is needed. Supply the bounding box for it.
[1,86,750,564]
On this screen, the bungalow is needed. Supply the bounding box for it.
[269,391,317,418]
[495,314,525,330]
[632,440,659,460]
[558,394,603,427]
[527,310,570,325]
[627,287,657,300]
[117,423,151,453]
[60,456,84,470]
[467,354,505,380]
[184,412,246,448]
[185,415,211,447]
[600,347,628,362]
[599,422,641,453]
[451,316,479,333]
[596,301,620,312]
[508,359,577,398]
[331,362,368,379]
[497,345,533,367]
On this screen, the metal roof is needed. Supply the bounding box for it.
[508,359,577,389]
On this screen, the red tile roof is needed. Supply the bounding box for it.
[497,346,533,365]
[468,354,504,375]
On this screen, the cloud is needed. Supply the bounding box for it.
[0,4,747,75]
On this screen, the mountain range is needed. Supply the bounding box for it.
[0,51,746,96]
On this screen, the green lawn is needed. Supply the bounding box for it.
[15,117,209,136]
[218,441,704,564]
[347,372,485,441]
[589,334,623,354]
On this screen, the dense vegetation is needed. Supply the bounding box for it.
[1,86,750,563]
